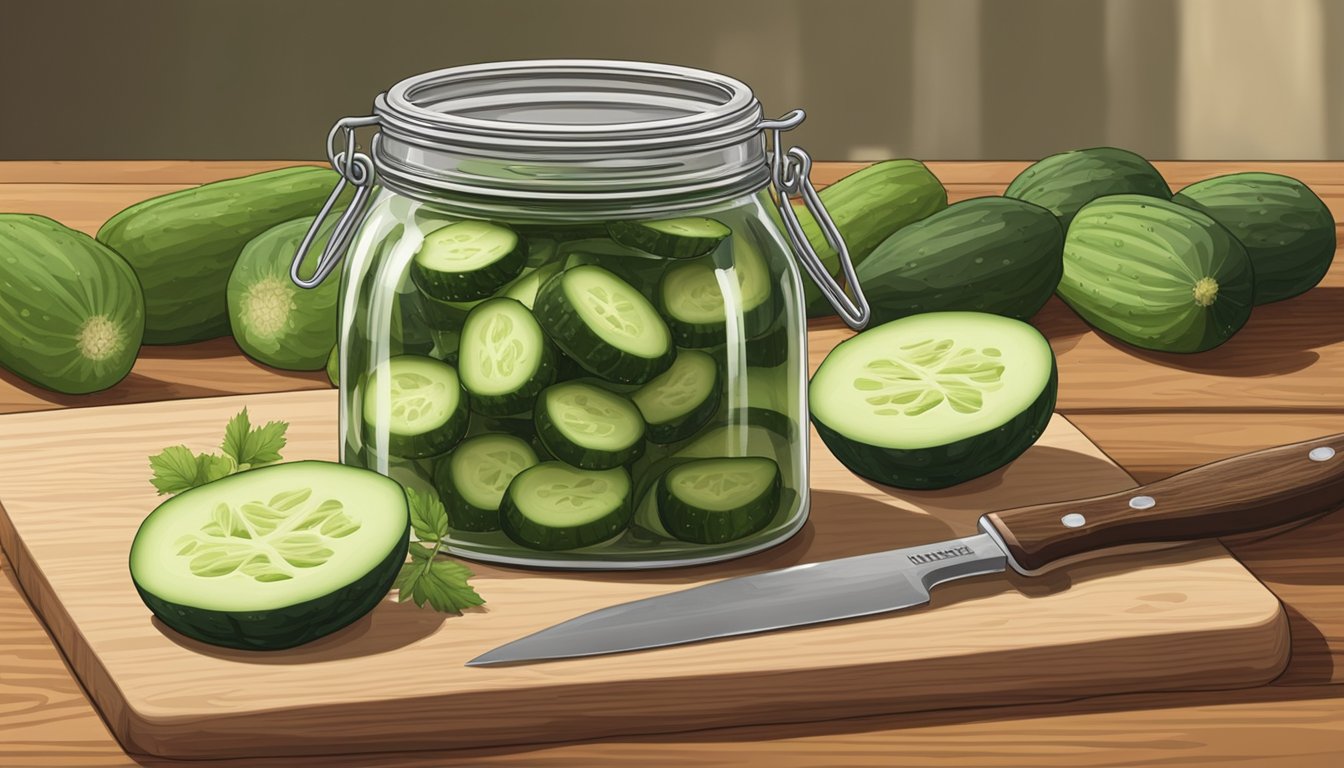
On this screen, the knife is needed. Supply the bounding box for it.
[468,432,1344,667]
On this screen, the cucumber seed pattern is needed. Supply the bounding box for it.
[174,488,359,582]
[474,447,535,496]
[392,370,449,423]
[474,313,524,379]
[854,339,1005,417]
[535,477,611,509]
[556,390,622,439]
[581,285,642,338]
[670,467,766,508]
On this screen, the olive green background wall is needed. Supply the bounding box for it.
[3,0,1342,161]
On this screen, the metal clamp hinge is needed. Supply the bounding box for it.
[291,116,381,289]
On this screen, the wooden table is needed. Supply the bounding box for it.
[3,160,1344,767]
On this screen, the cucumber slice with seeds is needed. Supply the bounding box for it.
[659,237,775,347]
[608,217,731,259]
[411,220,526,302]
[535,380,645,469]
[534,265,674,384]
[657,456,781,544]
[459,297,555,416]
[434,433,539,532]
[631,349,720,443]
[501,462,632,550]
[362,355,468,459]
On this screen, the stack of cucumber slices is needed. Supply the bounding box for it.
[361,216,793,554]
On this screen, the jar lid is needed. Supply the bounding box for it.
[368,60,770,217]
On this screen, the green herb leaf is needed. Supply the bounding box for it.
[395,552,483,614]
[407,487,450,542]
[242,420,288,467]
[199,453,238,483]
[151,409,289,496]
[149,445,206,495]
[220,408,252,465]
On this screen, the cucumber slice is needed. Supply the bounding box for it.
[459,298,555,416]
[534,265,674,384]
[325,344,339,387]
[535,381,645,469]
[362,355,469,459]
[433,433,539,532]
[658,237,776,347]
[129,461,409,650]
[657,457,781,544]
[526,237,558,268]
[810,312,1057,490]
[736,363,795,438]
[501,462,633,550]
[631,349,721,443]
[607,217,731,259]
[501,261,562,309]
[411,220,526,302]
[558,238,668,297]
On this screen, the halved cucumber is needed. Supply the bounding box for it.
[607,217,731,260]
[657,457,781,544]
[631,349,721,443]
[658,237,776,347]
[459,298,555,416]
[129,461,409,650]
[433,433,539,532]
[411,220,526,302]
[362,355,469,459]
[810,312,1057,490]
[535,380,645,469]
[500,462,632,550]
[534,265,674,384]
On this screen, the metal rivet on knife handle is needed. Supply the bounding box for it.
[1060,513,1086,528]
[1128,496,1156,510]
[1310,446,1336,462]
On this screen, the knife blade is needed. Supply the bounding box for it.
[468,431,1344,667]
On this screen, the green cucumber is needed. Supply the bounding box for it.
[737,363,795,438]
[534,380,645,469]
[657,457,781,544]
[227,215,339,371]
[658,237,776,347]
[411,220,526,302]
[630,349,721,443]
[854,197,1064,324]
[558,238,668,297]
[500,462,632,550]
[433,433,539,532]
[98,166,338,344]
[1173,172,1336,304]
[458,298,555,416]
[810,312,1057,490]
[534,265,674,384]
[1004,147,1172,228]
[607,217,731,259]
[129,461,409,650]
[362,355,469,459]
[501,261,563,309]
[0,214,145,394]
[326,345,339,387]
[526,237,558,267]
[1060,195,1255,352]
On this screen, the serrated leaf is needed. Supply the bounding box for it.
[395,555,483,614]
[406,488,449,542]
[199,453,237,483]
[242,420,288,466]
[149,445,205,496]
[220,408,252,465]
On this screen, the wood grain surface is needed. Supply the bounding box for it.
[0,160,1342,767]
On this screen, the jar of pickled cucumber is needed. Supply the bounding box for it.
[293,60,868,568]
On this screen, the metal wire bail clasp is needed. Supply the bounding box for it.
[762,110,870,330]
[290,116,380,289]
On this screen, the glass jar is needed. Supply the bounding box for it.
[293,60,868,569]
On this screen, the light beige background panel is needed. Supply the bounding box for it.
[1,0,1342,160]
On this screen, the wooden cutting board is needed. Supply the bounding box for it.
[0,390,1288,761]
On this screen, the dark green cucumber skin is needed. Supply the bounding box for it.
[326,345,339,387]
[639,355,722,444]
[606,219,727,260]
[1173,172,1336,304]
[533,266,674,385]
[533,386,646,470]
[855,197,1064,325]
[500,467,633,551]
[1060,195,1255,353]
[135,530,408,651]
[743,320,791,368]
[432,455,504,532]
[97,166,338,344]
[460,299,557,417]
[812,366,1058,491]
[664,301,776,349]
[1004,147,1171,229]
[0,214,145,394]
[410,228,527,302]
[656,461,781,544]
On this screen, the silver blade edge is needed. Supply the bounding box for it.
[467,532,1007,666]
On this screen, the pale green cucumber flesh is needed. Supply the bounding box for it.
[459,298,554,415]
[362,355,468,458]
[534,381,645,469]
[500,462,632,550]
[534,265,673,384]
[658,238,775,346]
[411,220,525,301]
[631,350,720,443]
[434,433,539,532]
[657,456,781,544]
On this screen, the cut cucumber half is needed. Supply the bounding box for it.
[434,433,539,532]
[411,220,526,302]
[631,349,721,443]
[501,261,563,309]
[535,380,645,469]
[362,355,469,459]
[607,217,731,260]
[459,297,555,416]
[657,456,781,544]
[810,312,1057,490]
[658,237,776,347]
[129,461,409,650]
[500,462,632,550]
[534,264,674,384]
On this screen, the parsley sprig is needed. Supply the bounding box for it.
[396,488,485,614]
[148,408,287,495]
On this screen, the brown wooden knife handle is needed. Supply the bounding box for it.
[981,432,1344,574]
